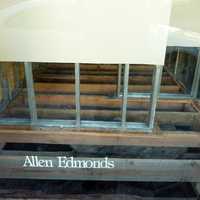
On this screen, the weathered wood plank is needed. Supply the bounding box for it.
[34,83,181,94]
[0,154,199,182]
[15,94,195,112]
[0,129,200,147]
[41,63,153,70]
[36,74,174,85]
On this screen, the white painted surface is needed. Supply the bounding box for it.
[168,0,200,47]
[0,0,172,64]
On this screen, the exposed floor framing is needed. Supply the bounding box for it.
[0,63,199,199]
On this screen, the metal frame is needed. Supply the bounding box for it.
[174,47,180,77]
[0,118,151,132]
[172,47,200,99]
[3,57,199,130]
[0,48,199,130]
[0,62,164,132]
[117,48,200,101]
[118,64,163,131]
[168,47,200,99]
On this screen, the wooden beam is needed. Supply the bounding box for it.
[42,63,154,70]
[34,83,181,94]
[16,94,195,111]
[0,129,200,147]
[40,63,156,72]
[36,74,174,85]
[0,153,199,182]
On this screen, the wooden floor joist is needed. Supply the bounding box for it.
[3,108,199,123]
[0,129,200,147]
[34,83,181,94]
[8,94,197,111]
[36,74,175,85]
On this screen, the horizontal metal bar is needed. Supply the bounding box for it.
[117,93,193,100]
[0,118,31,125]
[0,118,151,132]
[159,93,192,100]
[33,120,151,132]
[81,121,150,132]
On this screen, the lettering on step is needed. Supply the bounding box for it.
[23,156,115,169]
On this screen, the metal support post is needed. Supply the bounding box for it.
[121,64,129,129]
[117,64,122,96]
[14,63,20,90]
[75,63,81,127]
[24,62,37,123]
[148,65,163,129]
[168,50,172,69]
[191,49,200,99]
[174,48,180,77]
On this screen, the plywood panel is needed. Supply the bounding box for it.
[0,0,172,64]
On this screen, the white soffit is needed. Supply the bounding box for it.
[0,0,172,64]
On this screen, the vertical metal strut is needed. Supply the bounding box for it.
[75,63,81,127]
[121,64,129,129]
[24,62,37,123]
[148,65,163,129]
[191,49,200,99]
[14,63,20,90]
[174,48,180,76]
[117,64,122,96]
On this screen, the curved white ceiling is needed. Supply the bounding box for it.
[168,0,200,47]
[0,0,171,64]
[0,0,199,63]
